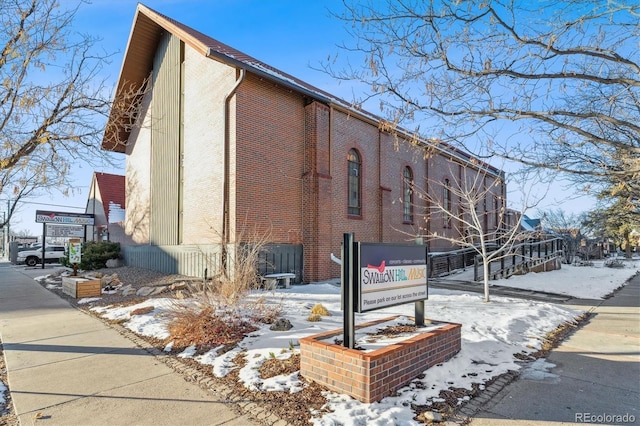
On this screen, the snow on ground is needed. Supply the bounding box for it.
[2,259,635,423]
[440,258,638,299]
[82,259,637,425]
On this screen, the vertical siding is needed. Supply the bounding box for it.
[150,33,182,245]
[122,244,221,277]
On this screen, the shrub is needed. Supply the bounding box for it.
[62,241,121,270]
[167,305,258,349]
[310,303,331,316]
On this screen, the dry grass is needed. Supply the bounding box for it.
[310,303,331,316]
[307,313,322,322]
[166,305,258,350]
[260,353,300,380]
[199,226,273,307]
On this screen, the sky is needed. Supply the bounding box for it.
[17,257,637,424]
[5,0,597,237]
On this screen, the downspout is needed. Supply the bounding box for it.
[91,178,97,242]
[378,130,383,241]
[221,67,246,275]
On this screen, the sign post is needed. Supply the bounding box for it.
[341,234,429,349]
[342,233,356,349]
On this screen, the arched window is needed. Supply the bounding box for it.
[443,178,452,227]
[347,149,361,216]
[403,167,414,223]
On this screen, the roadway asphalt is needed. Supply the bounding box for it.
[0,262,259,426]
[462,273,640,425]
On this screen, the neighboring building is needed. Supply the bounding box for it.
[85,172,129,244]
[521,215,542,234]
[101,4,506,282]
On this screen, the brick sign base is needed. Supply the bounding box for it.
[300,316,461,403]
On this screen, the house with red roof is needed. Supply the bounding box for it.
[101,4,506,282]
[85,172,129,245]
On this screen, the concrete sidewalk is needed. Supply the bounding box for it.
[0,263,258,426]
[465,273,640,425]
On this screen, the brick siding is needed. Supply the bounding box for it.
[124,40,505,282]
[300,316,462,403]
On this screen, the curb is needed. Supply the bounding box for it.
[445,370,520,425]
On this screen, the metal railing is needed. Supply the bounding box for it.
[473,237,563,281]
[428,246,497,278]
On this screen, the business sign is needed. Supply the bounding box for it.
[46,225,85,238]
[36,210,94,226]
[358,243,428,312]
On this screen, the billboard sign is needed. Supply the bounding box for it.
[358,243,428,312]
[35,210,94,226]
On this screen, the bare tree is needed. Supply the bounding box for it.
[326,0,639,206]
[540,209,585,264]
[412,163,539,302]
[583,198,638,259]
[0,0,146,229]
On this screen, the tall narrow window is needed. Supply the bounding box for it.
[443,179,452,227]
[403,167,414,223]
[348,149,361,216]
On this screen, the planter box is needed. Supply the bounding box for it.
[62,277,102,298]
[300,316,461,403]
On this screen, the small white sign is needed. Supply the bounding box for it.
[69,242,82,264]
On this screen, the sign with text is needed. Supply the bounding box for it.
[36,210,94,226]
[358,243,428,312]
[68,238,82,264]
[46,225,85,238]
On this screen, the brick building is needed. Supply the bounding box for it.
[102,4,505,282]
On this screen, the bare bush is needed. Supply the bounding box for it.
[165,305,258,350]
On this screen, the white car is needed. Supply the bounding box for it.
[16,245,67,267]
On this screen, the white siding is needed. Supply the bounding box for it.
[181,45,237,244]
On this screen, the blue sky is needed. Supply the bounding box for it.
[9,0,595,236]
[11,0,354,235]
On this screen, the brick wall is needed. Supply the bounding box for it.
[123,41,504,281]
[235,74,306,244]
[300,316,462,403]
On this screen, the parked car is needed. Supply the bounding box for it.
[15,245,67,267]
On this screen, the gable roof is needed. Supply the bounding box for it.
[92,172,125,223]
[521,215,541,232]
[103,3,502,177]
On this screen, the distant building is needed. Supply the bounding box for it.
[101,4,506,282]
[85,172,129,244]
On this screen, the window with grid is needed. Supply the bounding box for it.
[403,166,414,223]
[348,149,361,216]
